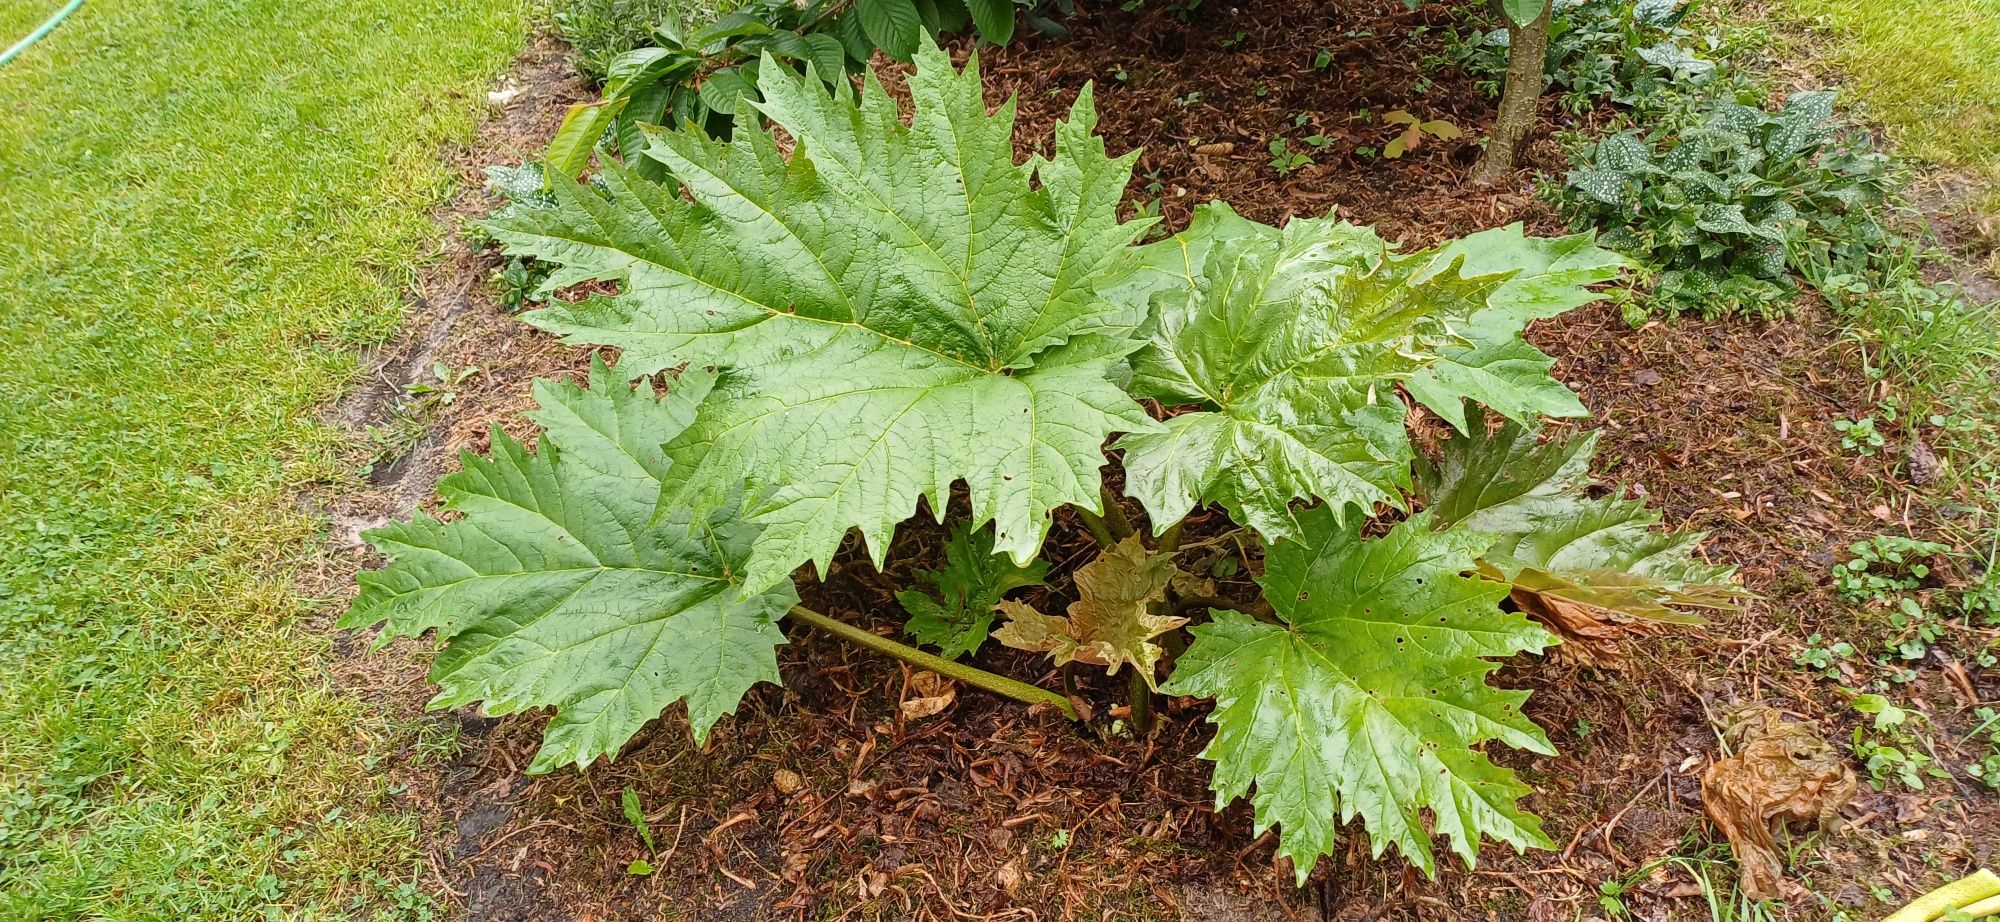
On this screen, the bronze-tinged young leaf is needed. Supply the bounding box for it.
[1161,508,1556,881]
[486,41,1158,593]
[993,535,1188,688]
[1416,404,1748,629]
[895,519,1050,661]
[342,358,798,773]
[1108,204,1621,543]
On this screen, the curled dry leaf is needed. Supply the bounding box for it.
[1700,705,1857,901]
[1507,586,1665,665]
[900,671,957,720]
[994,859,1027,897]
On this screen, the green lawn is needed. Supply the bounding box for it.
[0,0,529,917]
[1774,0,2000,197]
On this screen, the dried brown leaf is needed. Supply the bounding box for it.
[1700,705,1857,901]
[900,671,957,720]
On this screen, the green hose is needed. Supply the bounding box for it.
[0,0,85,69]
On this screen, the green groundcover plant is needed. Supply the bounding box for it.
[1552,87,1897,318]
[347,43,1743,880]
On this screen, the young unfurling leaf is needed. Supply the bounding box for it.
[896,520,1051,661]
[1162,508,1555,881]
[993,536,1188,688]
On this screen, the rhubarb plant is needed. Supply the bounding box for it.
[348,40,1742,881]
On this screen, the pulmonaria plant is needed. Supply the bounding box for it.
[346,42,1742,881]
[1553,89,1895,318]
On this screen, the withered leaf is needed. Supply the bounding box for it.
[1700,705,1856,901]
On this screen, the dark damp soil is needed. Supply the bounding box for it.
[310,5,2000,921]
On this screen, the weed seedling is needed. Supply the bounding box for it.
[1850,694,1947,791]
[1834,416,1886,455]
[1836,535,1950,604]
[1267,137,1312,176]
[1381,110,1462,158]
[1795,634,1856,680]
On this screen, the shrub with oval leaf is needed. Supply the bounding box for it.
[347,41,1743,880]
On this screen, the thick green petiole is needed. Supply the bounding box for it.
[784,605,1080,721]
[1098,485,1137,541]
[1127,665,1155,735]
[1076,507,1119,549]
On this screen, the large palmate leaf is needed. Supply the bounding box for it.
[343,358,799,773]
[1403,228,1630,431]
[488,41,1157,592]
[896,519,1049,661]
[1161,508,1555,880]
[1109,204,1622,542]
[992,535,1188,688]
[1417,404,1746,623]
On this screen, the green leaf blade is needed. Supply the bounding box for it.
[857,0,922,59]
[965,0,1016,45]
[344,358,799,774]
[897,520,1049,660]
[1500,0,1547,25]
[1162,509,1555,880]
[546,100,625,181]
[1112,211,1618,540]
[487,42,1156,591]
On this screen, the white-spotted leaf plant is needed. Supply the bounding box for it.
[348,40,1743,882]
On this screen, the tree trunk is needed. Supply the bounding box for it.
[1471,4,1550,186]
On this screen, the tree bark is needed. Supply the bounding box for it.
[1472,3,1550,186]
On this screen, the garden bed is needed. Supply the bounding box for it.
[319,1,2000,918]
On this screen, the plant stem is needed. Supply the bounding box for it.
[1155,519,1185,555]
[1126,666,1154,735]
[1076,507,1118,549]
[784,606,1079,720]
[1098,485,1136,541]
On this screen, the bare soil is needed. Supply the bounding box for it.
[309,5,2000,920]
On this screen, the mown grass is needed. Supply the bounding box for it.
[0,0,529,917]
[1771,0,2000,208]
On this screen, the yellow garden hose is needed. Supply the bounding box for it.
[1884,870,2000,922]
